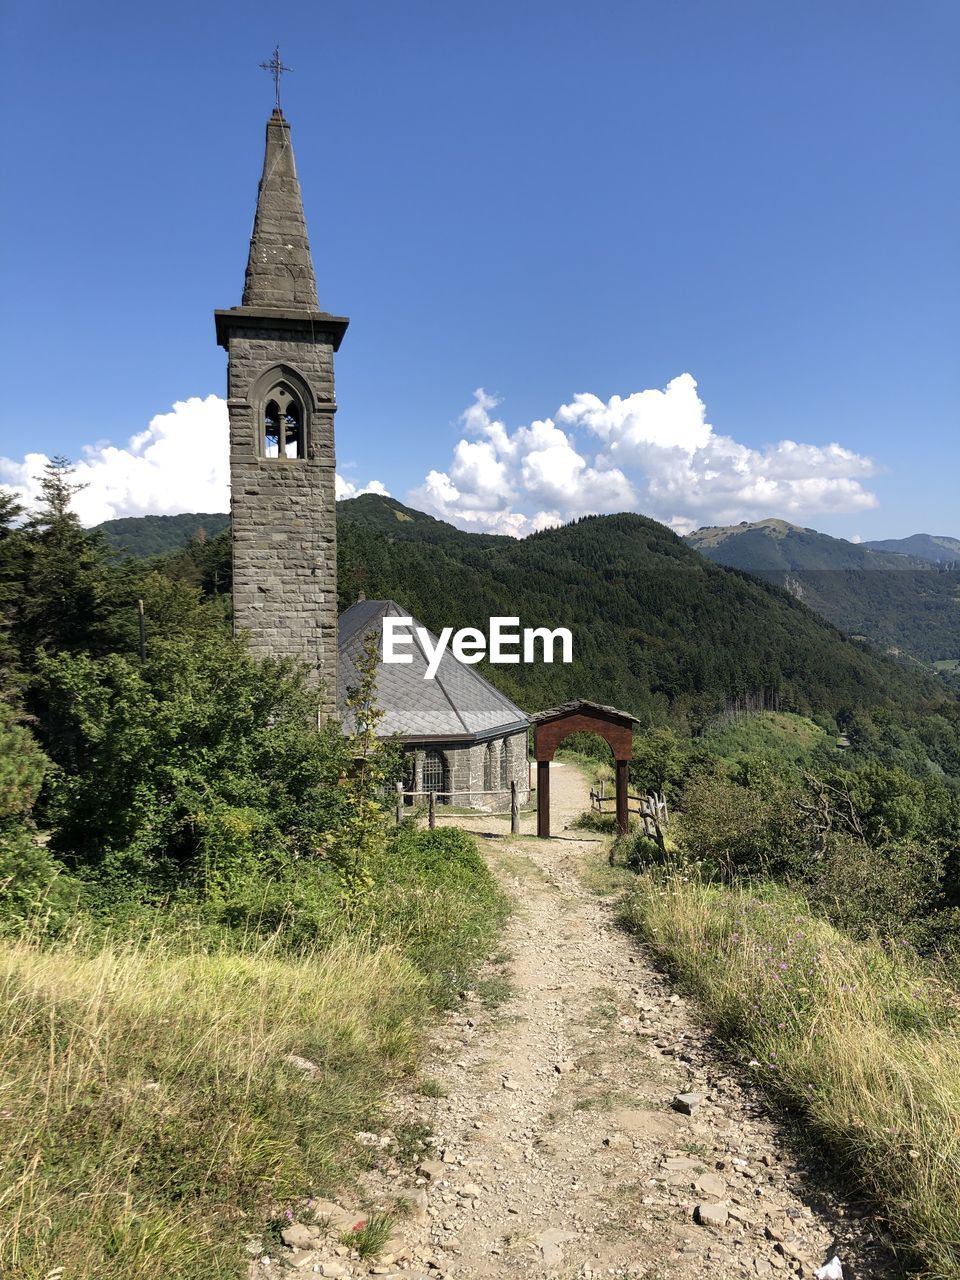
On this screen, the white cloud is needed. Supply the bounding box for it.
[409,390,635,537]
[409,377,878,537]
[557,374,712,455]
[0,395,387,526]
[0,378,877,540]
[335,476,390,501]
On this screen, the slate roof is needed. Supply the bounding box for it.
[337,601,530,743]
[532,700,639,726]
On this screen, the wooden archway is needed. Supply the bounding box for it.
[532,701,637,838]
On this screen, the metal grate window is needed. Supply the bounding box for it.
[422,749,448,800]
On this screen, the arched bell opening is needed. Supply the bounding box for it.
[261,383,305,459]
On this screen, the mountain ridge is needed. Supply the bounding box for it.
[685,518,960,666]
[98,503,960,675]
[863,533,960,566]
[686,519,933,571]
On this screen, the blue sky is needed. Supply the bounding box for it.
[0,0,956,538]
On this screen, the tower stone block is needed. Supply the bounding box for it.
[215,110,348,720]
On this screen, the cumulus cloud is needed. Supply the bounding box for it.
[409,393,635,537]
[335,475,390,500]
[0,378,876,540]
[0,395,387,526]
[409,375,878,537]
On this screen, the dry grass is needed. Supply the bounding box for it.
[624,875,960,1279]
[0,931,427,1279]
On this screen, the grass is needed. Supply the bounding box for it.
[568,809,635,835]
[0,932,424,1280]
[575,842,636,898]
[0,825,509,1279]
[475,970,514,1009]
[341,1210,395,1259]
[624,873,960,1279]
[572,1088,629,1112]
[586,986,620,1028]
[492,849,557,886]
[418,1077,448,1098]
[700,710,828,770]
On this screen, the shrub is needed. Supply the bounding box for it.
[676,764,804,877]
[34,637,356,888]
[630,726,688,794]
[0,706,75,933]
[806,832,945,944]
[569,810,623,834]
[0,827,77,937]
[611,830,677,870]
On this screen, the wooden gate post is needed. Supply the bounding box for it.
[428,790,436,831]
[536,760,550,838]
[615,759,629,836]
[510,780,520,835]
[395,781,403,826]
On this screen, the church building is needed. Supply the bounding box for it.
[215,105,530,809]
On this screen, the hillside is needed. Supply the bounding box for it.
[686,518,930,571]
[103,497,960,750]
[334,496,949,730]
[94,511,230,556]
[687,518,960,666]
[864,532,960,566]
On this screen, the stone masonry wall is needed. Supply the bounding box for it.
[408,731,531,812]
[225,325,338,719]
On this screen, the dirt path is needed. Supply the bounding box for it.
[253,763,901,1279]
[397,762,900,1280]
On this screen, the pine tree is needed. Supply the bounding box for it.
[0,491,26,701]
[18,457,109,657]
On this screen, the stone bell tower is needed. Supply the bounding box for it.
[215,108,347,719]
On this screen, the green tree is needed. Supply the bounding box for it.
[328,631,400,899]
[0,704,73,932]
[0,491,27,701]
[17,457,109,658]
[630,727,687,794]
[36,634,336,890]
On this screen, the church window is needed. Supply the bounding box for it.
[499,739,509,790]
[262,384,304,459]
[484,741,496,791]
[422,749,448,802]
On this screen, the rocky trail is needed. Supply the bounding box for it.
[253,763,901,1280]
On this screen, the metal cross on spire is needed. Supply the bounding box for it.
[259,45,292,112]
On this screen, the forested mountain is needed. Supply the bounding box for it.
[79,496,960,767]
[333,497,958,740]
[94,511,230,556]
[686,518,930,571]
[863,533,960,566]
[687,518,960,667]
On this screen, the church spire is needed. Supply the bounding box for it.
[242,109,319,311]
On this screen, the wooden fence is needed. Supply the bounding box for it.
[589,782,669,839]
[394,780,522,833]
